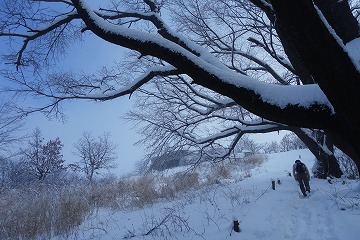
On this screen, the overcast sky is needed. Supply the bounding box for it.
[19,0,147,175]
[1,1,290,177]
[22,28,288,175]
[22,30,145,176]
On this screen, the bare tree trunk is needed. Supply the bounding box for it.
[260,0,360,171]
[314,0,360,44]
[291,128,342,178]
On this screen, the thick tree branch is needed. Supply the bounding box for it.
[70,0,336,131]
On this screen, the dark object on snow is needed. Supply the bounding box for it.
[295,161,306,173]
[277,179,281,185]
[272,180,276,190]
[326,176,333,184]
[233,220,240,232]
[293,160,311,196]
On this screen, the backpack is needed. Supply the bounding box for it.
[295,162,306,173]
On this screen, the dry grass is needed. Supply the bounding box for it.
[158,172,200,199]
[241,154,267,168]
[173,172,200,192]
[128,175,159,207]
[204,154,267,184]
[88,177,122,209]
[0,154,267,239]
[0,184,91,239]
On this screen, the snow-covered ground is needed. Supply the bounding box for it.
[65,149,360,240]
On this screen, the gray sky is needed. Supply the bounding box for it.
[23,31,144,176]
[2,0,291,177]
[26,97,142,176]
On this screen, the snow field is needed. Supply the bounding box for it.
[60,149,360,240]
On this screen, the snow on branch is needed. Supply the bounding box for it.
[0,3,78,69]
[72,1,333,113]
[0,0,339,130]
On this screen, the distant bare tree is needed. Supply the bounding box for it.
[280,132,306,152]
[235,135,260,155]
[280,134,294,152]
[0,101,24,154]
[261,141,280,154]
[291,133,307,150]
[22,128,65,181]
[0,157,12,190]
[74,132,118,182]
[0,101,24,187]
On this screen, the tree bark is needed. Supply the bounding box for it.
[314,0,360,44]
[250,0,357,174]
[267,0,360,171]
[291,128,342,178]
[71,0,360,170]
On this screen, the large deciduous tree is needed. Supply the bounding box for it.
[22,128,65,181]
[74,132,118,182]
[127,0,346,178]
[0,0,359,173]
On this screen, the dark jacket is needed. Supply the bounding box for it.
[292,162,310,180]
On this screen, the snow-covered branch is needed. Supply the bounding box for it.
[1,0,360,167]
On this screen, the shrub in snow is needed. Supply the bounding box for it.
[173,172,200,192]
[129,175,160,207]
[0,183,91,239]
[88,177,122,210]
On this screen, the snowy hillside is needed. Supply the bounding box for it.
[65,149,360,240]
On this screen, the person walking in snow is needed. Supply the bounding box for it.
[293,160,311,197]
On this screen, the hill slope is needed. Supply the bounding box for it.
[66,149,360,240]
